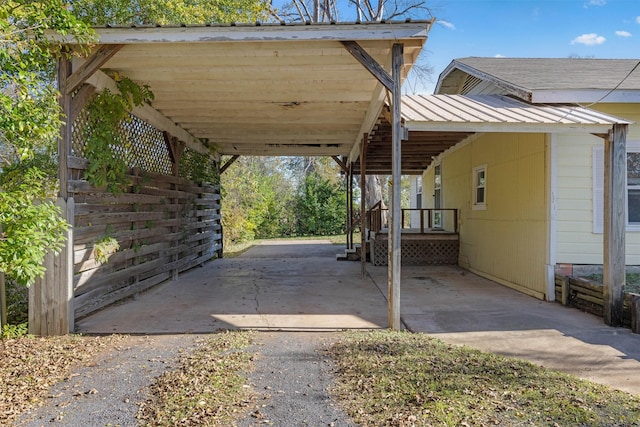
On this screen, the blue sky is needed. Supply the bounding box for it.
[407,0,640,93]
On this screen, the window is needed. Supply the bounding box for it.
[416,176,422,208]
[628,152,640,224]
[593,143,640,233]
[434,164,442,227]
[472,164,487,210]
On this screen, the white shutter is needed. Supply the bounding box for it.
[593,146,604,234]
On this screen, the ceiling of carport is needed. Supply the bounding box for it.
[60,22,432,160]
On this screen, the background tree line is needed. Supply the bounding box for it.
[221,156,348,246]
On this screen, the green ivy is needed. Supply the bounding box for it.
[0,169,68,287]
[83,76,154,193]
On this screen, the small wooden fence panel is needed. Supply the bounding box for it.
[70,170,221,319]
[555,275,640,333]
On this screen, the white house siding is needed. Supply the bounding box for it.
[427,132,548,299]
[555,103,640,266]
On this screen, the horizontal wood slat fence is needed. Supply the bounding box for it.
[71,168,221,319]
[30,107,221,333]
[555,275,640,333]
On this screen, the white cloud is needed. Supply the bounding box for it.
[571,33,606,45]
[494,54,505,58]
[585,0,606,6]
[616,30,632,37]
[637,16,640,24]
[437,20,455,30]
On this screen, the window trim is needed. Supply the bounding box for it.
[593,142,640,233]
[472,164,487,210]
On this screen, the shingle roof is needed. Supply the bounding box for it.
[453,57,640,91]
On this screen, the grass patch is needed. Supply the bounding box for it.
[137,331,255,426]
[329,331,640,427]
[223,233,361,257]
[0,334,125,426]
[581,273,640,294]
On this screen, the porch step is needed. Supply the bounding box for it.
[336,243,370,262]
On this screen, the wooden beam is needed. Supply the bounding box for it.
[220,155,240,174]
[66,44,123,95]
[331,155,348,173]
[341,41,393,91]
[389,43,403,331]
[360,133,368,277]
[69,84,96,124]
[603,124,627,326]
[82,67,209,155]
[50,22,432,44]
[163,132,185,176]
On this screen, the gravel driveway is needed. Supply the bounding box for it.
[16,332,357,427]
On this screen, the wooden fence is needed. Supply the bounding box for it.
[555,275,640,333]
[29,106,222,334]
[70,168,221,319]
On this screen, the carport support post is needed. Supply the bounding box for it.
[603,124,627,327]
[360,134,368,277]
[388,43,403,331]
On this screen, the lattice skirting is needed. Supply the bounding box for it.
[371,237,459,266]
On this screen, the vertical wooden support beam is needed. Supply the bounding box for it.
[348,162,354,250]
[33,54,74,335]
[360,134,368,277]
[603,124,627,327]
[388,43,403,331]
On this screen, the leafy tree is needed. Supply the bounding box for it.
[295,171,346,236]
[221,157,295,245]
[69,0,270,25]
[0,1,92,289]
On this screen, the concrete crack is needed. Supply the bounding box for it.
[252,279,272,328]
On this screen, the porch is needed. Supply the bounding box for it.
[365,204,459,266]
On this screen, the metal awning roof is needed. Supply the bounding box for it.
[54,21,433,160]
[354,94,631,175]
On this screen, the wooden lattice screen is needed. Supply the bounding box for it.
[67,110,222,320]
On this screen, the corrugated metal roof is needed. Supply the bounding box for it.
[402,94,631,132]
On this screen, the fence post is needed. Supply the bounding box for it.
[560,276,570,306]
[631,295,640,334]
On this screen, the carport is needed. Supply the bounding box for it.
[35,21,432,335]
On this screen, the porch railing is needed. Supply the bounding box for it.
[366,202,458,238]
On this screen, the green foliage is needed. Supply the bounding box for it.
[1,322,29,339]
[295,171,346,236]
[83,77,154,193]
[221,157,295,245]
[1,1,93,163]
[179,149,220,184]
[0,1,92,287]
[93,235,120,264]
[0,169,68,287]
[70,0,270,25]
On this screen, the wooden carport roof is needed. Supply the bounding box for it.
[352,93,631,175]
[53,21,433,161]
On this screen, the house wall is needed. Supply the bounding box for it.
[555,103,640,266]
[424,132,548,299]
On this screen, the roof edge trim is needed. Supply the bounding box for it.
[48,20,434,45]
[435,58,533,101]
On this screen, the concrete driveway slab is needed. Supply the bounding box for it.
[76,241,388,334]
[77,240,640,395]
